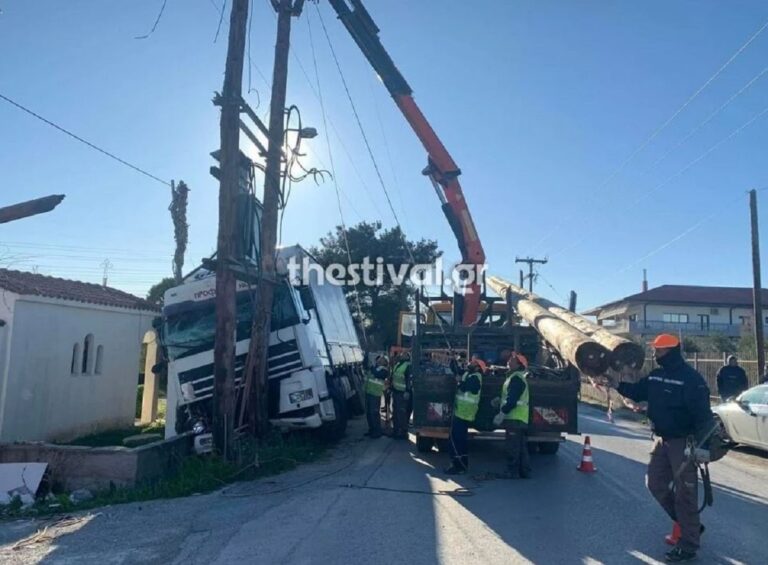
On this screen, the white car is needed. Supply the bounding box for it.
[712,384,768,452]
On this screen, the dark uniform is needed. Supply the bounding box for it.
[391,359,412,439]
[716,357,749,401]
[500,370,531,478]
[615,345,714,559]
[364,364,388,438]
[446,368,483,474]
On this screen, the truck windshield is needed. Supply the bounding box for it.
[164,283,300,360]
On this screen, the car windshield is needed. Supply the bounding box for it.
[739,386,768,405]
[164,283,300,360]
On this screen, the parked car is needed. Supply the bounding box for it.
[712,384,768,452]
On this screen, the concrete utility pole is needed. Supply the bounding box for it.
[515,256,548,293]
[247,0,305,437]
[213,0,250,460]
[0,195,64,224]
[749,189,765,377]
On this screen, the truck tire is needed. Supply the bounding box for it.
[321,388,348,442]
[416,434,434,453]
[348,368,366,417]
[538,442,560,455]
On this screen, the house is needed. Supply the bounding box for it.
[0,269,158,442]
[583,284,768,339]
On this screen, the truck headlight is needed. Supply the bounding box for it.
[289,388,314,404]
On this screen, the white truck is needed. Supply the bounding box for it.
[160,245,365,441]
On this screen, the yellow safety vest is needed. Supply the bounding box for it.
[454,371,483,422]
[392,361,410,392]
[502,371,530,424]
[364,369,385,397]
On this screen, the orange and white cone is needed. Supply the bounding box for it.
[664,522,681,545]
[577,435,597,473]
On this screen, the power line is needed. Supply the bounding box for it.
[550,102,768,259]
[0,92,171,187]
[530,15,768,253]
[135,0,169,40]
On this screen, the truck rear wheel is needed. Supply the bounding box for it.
[416,434,434,453]
[538,442,560,455]
[348,368,366,417]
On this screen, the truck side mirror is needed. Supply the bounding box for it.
[299,286,315,311]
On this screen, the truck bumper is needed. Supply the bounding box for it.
[269,413,323,430]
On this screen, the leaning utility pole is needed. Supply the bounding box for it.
[248,0,305,437]
[749,189,765,377]
[212,0,250,460]
[515,256,548,293]
[0,195,65,224]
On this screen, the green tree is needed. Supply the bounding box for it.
[682,337,701,354]
[707,333,737,354]
[146,277,177,306]
[310,221,441,349]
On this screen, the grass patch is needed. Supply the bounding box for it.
[61,421,166,448]
[2,431,330,519]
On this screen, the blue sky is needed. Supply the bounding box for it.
[2,0,768,311]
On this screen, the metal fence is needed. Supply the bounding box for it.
[642,354,762,393]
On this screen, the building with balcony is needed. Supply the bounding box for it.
[582,284,768,338]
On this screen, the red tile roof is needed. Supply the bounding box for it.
[584,285,768,315]
[0,269,159,311]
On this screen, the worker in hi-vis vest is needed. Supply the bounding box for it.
[364,356,388,439]
[390,352,412,439]
[493,352,531,479]
[445,357,484,475]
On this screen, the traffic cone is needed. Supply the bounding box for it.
[664,522,681,545]
[577,436,597,473]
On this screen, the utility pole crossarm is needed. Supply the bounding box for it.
[515,256,548,293]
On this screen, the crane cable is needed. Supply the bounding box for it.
[314,3,455,351]
[306,11,367,344]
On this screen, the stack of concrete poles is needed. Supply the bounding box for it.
[487,276,644,375]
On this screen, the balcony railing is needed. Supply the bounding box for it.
[604,320,753,337]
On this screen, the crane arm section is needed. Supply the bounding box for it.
[326,0,486,325]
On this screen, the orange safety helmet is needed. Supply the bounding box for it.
[509,352,529,369]
[651,334,680,349]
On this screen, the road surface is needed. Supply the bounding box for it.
[2,404,766,564]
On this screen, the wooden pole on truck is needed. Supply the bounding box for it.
[247,0,305,437]
[212,0,250,460]
[749,189,765,377]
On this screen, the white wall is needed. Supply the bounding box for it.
[0,298,155,442]
[642,304,752,325]
[0,291,17,437]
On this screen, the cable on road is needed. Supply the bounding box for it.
[339,484,474,497]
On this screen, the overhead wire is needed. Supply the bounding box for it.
[0,92,171,187]
[214,0,228,42]
[549,102,768,259]
[307,10,367,342]
[530,15,768,253]
[135,0,169,40]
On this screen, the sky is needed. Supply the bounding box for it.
[2,0,768,312]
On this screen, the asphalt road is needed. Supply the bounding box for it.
[2,404,766,564]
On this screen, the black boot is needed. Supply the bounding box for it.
[444,458,466,475]
[665,547,697,563]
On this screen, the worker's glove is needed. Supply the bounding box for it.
[490,397,501,409]
[493,412,505,427]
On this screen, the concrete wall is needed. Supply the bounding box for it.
[0,434,193,491]
[0,291,17,441]
[0,297,154,442]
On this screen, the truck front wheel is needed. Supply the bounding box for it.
[321,389,348,442]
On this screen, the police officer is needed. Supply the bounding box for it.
[445,358,484,475]
[390,352,412,440]
[608,334,714,563]
[493,352,531,479]
[364,356,388,439]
